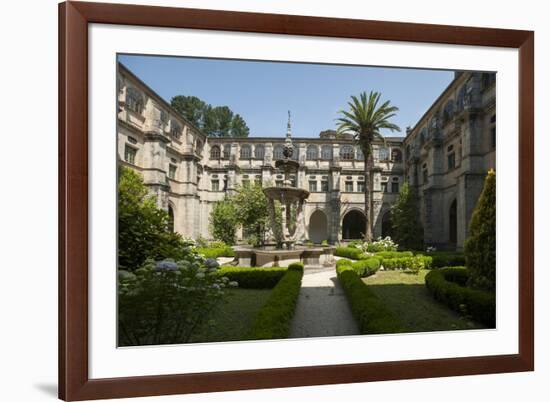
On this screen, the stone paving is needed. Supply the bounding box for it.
[289,265,360,338]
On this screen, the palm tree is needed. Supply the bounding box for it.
[336,91,400,241]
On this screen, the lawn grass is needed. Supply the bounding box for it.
[189,288,272,343]
[362,270,485,332]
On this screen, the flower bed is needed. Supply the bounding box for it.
[425,267,495,327]
[246,263,304,340]
[336,265,403,334]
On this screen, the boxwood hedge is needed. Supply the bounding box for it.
[196,246,236,259]
[336,265,402,334]
[246,263,304,340]
[425,267,495,327]
[381,255,433,271]
[334,247,366,260]
[217,266,287,289]
[424,252,466,268]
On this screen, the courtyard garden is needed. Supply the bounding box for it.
[117,139,496,345]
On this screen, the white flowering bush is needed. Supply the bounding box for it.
[361,236,399,253]
[426,246,437,253]
[118,254,236,346]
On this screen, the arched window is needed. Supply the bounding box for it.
[443,100,455,124]
[273,144,284,160]
[170,121,181,139]
[321,145,333,160]
[210,145,221,159]
[456,86,466,111]
[291,145,299,161]
[379,147,389,161]
[356,148,365,160]
[340,145,354,160]
[168,205,175,233]
[240,144,252,159]
[223,144,231,159]
[254,144,265,160]
[391,149,402,163]
[126,87,144,114]
[306,145,319,160]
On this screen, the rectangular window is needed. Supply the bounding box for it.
[423,169,429,184]
[309,181,317,192]
[345,181,353,192]
[391,182,399,193]
[211,180,219,191]
[242,179,250,188]
[357,181,365,193]
[447,152,456,170]
[381,182,388,193]
[124,145,136,165]
[254,179,262,187]
[168,164,176,179]
[321,181,329,192]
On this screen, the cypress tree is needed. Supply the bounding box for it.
[465,170,496,291]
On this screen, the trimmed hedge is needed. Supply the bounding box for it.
[374,251,414,260]
[351,258,381,277]
[336,258,353,268]
[424,252,465,268]
[246,263,304,339]
[382,255,433,271]
[218,266,287,289]
[196,246,235,259]
[334,247,366,260]
[425,267,495,327]
[337,265,403,334]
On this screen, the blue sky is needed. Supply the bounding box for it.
[119,54,454,138]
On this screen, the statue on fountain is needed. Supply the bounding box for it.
[263,111,309,249]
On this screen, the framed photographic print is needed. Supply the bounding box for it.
[59,1,534,400]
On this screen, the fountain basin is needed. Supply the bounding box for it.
[233,245,335,268]
[263,186,310,203]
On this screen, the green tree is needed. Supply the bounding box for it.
[209,197,238,245]
[465,170,496,291]
[336,91,400,241]
[170,95,208,127]
[118,167,185,270]
[231,114,250,137]
[170,96,250,138]
[390,181,424,250]
[233,184,270,244]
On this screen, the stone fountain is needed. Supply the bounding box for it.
[233,112,335,267]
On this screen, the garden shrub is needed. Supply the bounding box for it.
[350,257,381,277]
[336,265,403,334]
[424,252,466,268]
[246,263,304,340]
[335,247,366,260]
[465,170,496,291]
[375,251,414,260]
[217,266,287,289]
[362,236,398,252]
[425,267,495,327]
[118,258,236,346]
[196,246,235,259]
[382,255,432,272]
[336,258,353,269]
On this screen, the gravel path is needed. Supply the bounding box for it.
[289,266,359,338]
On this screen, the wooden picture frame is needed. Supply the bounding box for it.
[59,1,534,400]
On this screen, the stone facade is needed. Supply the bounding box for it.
[403,71,496,250]
[117,63,496,249]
